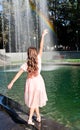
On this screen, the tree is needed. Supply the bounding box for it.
[47,0,80,51]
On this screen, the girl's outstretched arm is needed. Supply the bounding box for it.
[7,69,24,89]
[38,29,48,57]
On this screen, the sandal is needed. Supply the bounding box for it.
[28,119,34,125]
[36,117,41,123]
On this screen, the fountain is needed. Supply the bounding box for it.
[0,0,56,53]
[0,0,60,69]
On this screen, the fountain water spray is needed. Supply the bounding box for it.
[1,0,57,52]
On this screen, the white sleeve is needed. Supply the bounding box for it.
[20,63,27,72]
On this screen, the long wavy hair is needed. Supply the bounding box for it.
[27,47,38,77]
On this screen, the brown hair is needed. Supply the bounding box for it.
[27,47,38,77]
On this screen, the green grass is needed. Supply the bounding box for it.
[42,59,80,63]
[63,59,80,62]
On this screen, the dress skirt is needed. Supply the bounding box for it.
[24,74,48,108]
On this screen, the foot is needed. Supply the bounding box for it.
[36,116,41,123]
[28,119,34,125]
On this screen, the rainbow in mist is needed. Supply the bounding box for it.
[29,0,55,33]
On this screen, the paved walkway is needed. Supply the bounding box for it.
[0,94,70,130]
[0,108,70,130]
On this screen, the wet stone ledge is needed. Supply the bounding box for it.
[0,94,70,130]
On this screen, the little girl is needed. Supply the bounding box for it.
[7,29,48,125]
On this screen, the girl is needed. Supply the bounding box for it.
[7,29,48,125]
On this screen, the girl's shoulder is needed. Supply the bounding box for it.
[38,54,41,60]
[20,62,27,72]
[38,54,41,65]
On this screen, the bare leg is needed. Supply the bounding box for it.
[28,107,35,125]
[35,107,41,122]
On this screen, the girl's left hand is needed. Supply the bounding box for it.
[7,82,13,90]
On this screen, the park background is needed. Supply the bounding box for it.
[0,0,80,130]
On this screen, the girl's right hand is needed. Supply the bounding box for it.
[7,82,13,90]
[42,29,48,37]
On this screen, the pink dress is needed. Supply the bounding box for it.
[20,55,48,108]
